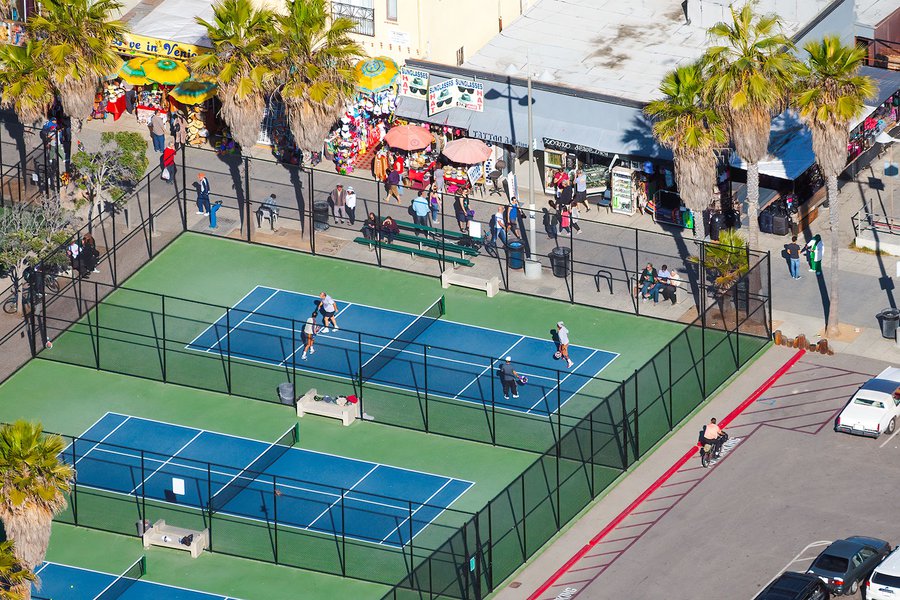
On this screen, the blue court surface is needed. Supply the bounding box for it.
[33,562,239,600]
[68,413,472,547]
[186,286,618,416]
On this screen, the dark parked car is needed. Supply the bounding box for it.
[807,536,892,595]
[754,572,829,599]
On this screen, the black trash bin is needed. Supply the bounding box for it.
[313,200,330,231]
[549,246,570,278]
[507,240,525,270]
[879,308,900,339]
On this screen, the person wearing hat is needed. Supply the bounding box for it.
[499,356,520,401]
[345,186,358,225]
[556,321,574,368]
[195,172,211,215]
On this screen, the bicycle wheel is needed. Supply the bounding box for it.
[45,278,59,294]
[700,448,710,468]
[2,296,17,314]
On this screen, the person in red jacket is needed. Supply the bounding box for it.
[161,141,177,184]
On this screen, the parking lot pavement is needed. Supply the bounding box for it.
[533,352,896,600]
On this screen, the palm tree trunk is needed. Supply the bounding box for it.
[746,162,760,251]
[826,173,840,337]
[1,508,54,573]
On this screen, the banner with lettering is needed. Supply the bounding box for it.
[453,79,484,112]
[428,79,457,116]
[399,67,428,101]
[112,33,211,59]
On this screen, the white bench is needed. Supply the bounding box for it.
[142,519,208,558]
[296,388,360,426]
[441,270,499,298]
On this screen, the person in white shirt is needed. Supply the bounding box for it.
[490,208,507,246]
[319,292,339,332]
[301,311,318,360]
[345,186,358,225]
[651,265,671,304]
[556,321,574,368]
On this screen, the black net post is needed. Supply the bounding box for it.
[588,410,595,496]
[520,475,527,556]
[568,220,574,303]
[94,295,101,370]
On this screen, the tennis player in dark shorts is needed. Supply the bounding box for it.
[319,292,339,332]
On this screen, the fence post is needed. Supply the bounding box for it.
[309,169,317,255]
[291,318,297,393]
[620,384,628,468]
[357,332,364,414]
[244,155,251,241]
[161,295,167,382]
[341,488,347,577]
[111,208,118,287]
[207,463,213,551]
[375,183,382,267]
[273,475,279,563]
[555,372,561,530]
[589,410,595,496]
[140,450,146,524]
[633,369,640,458]
[634,228,640,316]
[766,252,773,337]
[94,295,101,370]
[490,358,497,445]
[568,223,574,303]
[71,439,78,525]
[487,503,494,592]
[180,148,188,231]
[424,345,429,433]
[667,344,673,430]
[147,178,153,257]
[408,500,415,575]
[225,308,232,394]
[520,475,527,560]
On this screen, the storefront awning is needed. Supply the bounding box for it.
[394,96,475,131]
[114,0,214,59]
[731,67,900,181]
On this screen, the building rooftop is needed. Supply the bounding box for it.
[464,0,835,102]
[856,0,899,27]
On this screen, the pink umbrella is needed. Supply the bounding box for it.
[384,125,434,151]
[441,138,492,164]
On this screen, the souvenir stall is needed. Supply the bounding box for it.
[440,138,492,193]
[383,124,437,186]
[848,91,900,162]
[168,78,217,147]
[95,56,195,125]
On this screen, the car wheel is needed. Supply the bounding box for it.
[849,580,858,594]
[888,417,896,435]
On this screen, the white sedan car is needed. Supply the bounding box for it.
[835,367,900,438]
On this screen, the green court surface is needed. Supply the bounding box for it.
[0,233,748,599]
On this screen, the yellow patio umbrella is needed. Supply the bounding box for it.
[104,56,125,81]
[169,78,218,105]
[354,56,399,93]
[142,58,190,86]
[118,57,151,85]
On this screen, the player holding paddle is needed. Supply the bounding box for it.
[556,321,574,368]
[301,310,320,360]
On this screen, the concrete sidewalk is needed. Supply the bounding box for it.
[491,344,798,600]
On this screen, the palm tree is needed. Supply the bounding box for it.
[193,0,277,152]
[705,3,798,250]
[795,36,876,336]
[27,0,127,125]
[273,0,363,157]
[0,540,35,600]
[645,61,728,221]
[690,228,750,321]
[0,421,73,575]
[0,41,53,126]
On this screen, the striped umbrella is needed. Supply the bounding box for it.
[142,58,190,86]
[169,78,218,105]
[118,57,151,85]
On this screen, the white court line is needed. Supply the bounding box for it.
[381,478,453,543]
[359,305,440,374]
[186,285,263,349]
[527,350,600,414]
[759,541,832,591]
[127,430,204,494]
[74,416,132,466]
[278,302,355,367]
[40,561,236,599]
[306,464,380,530]
[453,337,526,400]
[33,563,49,576]
[59,412,112,457]
[207,289,279,353]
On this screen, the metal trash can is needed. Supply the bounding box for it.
[506,240,525,270]
[549,246,570,278]
[313,200,330,231]
[278,382,295,406]
[879,308,900,339]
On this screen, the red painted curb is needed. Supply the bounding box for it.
[526,349,806,600]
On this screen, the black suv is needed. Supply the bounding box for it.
[754,572,830,600]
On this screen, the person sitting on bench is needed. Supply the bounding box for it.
[362,212,378,244]
[660,270,681,305]
[380,215,400,244]
[649,264,671,303]
[638,263,657,301]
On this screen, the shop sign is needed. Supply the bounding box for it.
[400,67,428,101]
[471,130,526,148]
[466,163,484,187]
[428,79,457,116]
[543,137,608,157]
[112,33,211,59]
[453,79,483,112]
[389,30,411,47]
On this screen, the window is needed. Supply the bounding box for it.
[332,0,375,36]
[456,46,465,66]
[386,0,397,21]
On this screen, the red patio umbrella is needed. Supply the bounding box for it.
[384,125,434,151]
[441,138,492,164]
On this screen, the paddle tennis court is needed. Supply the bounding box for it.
[67,413,472,547]
[186,286,618,416]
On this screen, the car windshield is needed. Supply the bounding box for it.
[853,398,885,409]
[872,572,900,587]
[813,554,849,573]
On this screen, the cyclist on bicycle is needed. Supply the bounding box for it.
[701,418,727,454]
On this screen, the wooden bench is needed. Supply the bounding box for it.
[395,220,467,241]
[353,237,474,267]
[143,519,208,558]
[296,387,360,426]
[631,271,686,304]
[442,270,500,297]
[392,232,479,257]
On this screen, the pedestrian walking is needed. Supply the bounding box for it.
[573,169,590,212]
[318,292,339,332]
[784,235,802,279]
[454,190,472,232]
[329,184,348,224]
[411,190,430,234]
[161,141,176,183]
[499,356,520,400]
[504,197,521,238]
[433,165,445,194]
[172,111,188,149]
[556,321,574,368]
[149,112,167,153]
[804,234,823,275]
[490,207,508,246]
[345,186,357,225]
[195,173,211,215]
[300,310,318,360]
[386,168,403,203]
[428,185,441,226]
[558,178,574,207]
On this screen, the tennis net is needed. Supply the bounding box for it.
[93,556,145,600]
[359,296,444,381]
[207,424,298,514]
